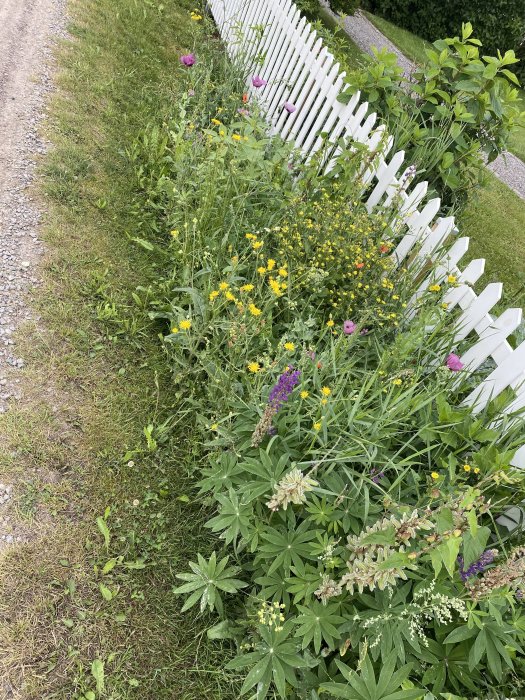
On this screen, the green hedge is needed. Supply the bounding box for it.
[362,0,525,79]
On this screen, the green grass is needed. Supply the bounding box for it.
[460,172,525,301]
[363,10,431,65]
[0,0,238,698]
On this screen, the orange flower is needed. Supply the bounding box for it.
[355,262,365,269]
[242,93,248,103]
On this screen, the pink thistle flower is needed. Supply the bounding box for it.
[238,107,250,116]
[252,75,267,88]
[180,53,196,67]
[343,320,356,335]
[446,353,463,372]
[283,101,296,113]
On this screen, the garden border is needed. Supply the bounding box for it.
[207,0,525,468]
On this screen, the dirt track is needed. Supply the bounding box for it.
[0,0,64,415]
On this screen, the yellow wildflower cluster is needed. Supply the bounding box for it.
[272,193,406,328]
[190,9,203,20]
[256,601,286,631]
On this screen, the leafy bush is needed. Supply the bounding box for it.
[339,23,525,204]
[361,0,525,81]
[128,14,525,700]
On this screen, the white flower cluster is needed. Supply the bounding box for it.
[266,468,318,512]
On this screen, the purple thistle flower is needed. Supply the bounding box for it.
[267,426,277,436]
[343,320,356,335]
[283,101,296,113]
[238,107,250,116]
[446,353,463,372]
[458,549,497,582]
[180,53,196,67]
[252,75,267,88]
[268,367,301,411]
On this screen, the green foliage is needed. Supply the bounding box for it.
[174,552,247,615]
[128,18,525,700]
[339,23,525,204]
[362,0,525,81]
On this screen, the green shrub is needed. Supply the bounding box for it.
[362,0,525,81]
[339,23,525,205]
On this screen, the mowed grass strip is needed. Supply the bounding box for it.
[0,1,238,698]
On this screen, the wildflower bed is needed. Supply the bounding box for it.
[129,13,525,700]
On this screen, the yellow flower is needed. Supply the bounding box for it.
[257,266,267,275]
[170,326,179,334]
[248,303,262,316]
[407,552,417,560]
[321,387,331,396]
[210,423,218,430]
[180,319,192,330]
[190,11,203,20]
[170,229,179,238]
[321,398,328,406]
[225,291,236,302]
[232,134,242,141]
[240,284,254,292]
[267,259,276,270]
[245,233,257,240]
[278,267,288,277]
[313,422,321,431]
[428,284,441,293]
[284,342,295,351]
[442,302,449,310]
[231,255,238,264]
[269,278,282,296]
[252,241,264,250]
[209,290,219,301]
[447,274,457,284]
[211,118,222,125]
[473,467,480,474]
[219,130,225,137]
[463,464,471,472]
[431,472,439,480]
[326,319,334,327]
[219,282,229,291]
[248,362,261,373]
[300,391,309,399]
[392,378,402,386]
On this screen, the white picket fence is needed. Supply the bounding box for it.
[207,0,525,468]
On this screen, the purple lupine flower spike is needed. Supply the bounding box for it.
[268,367,301,410]
[458,549,497,582]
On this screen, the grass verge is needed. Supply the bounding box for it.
[0,0,238,698]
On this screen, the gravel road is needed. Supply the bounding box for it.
[0,0,65,552]
[0,0,65,413]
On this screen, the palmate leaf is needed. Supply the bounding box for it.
[205,489,254,546]
[238,449,291,502]
[197,452,243,494]
[173,551,246,615]
[226,621,306,699]
[293,601,345,653]
[257,520,320,576]
[321,651,423,700]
